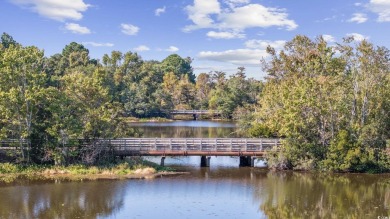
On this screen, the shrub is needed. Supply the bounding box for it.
[0,163,19,174]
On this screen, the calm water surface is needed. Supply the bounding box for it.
[0,121,389,219]
[130,120,239,138]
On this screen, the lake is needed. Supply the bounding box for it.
[0,121,389,218]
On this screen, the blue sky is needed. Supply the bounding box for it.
[1,0,390,79]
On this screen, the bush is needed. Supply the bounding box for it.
[0,163,19,174]
[321,130,390,173]
[248,123,275,138]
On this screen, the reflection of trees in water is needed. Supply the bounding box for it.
[0,179,126,219]
[137,126,238,138]
[256,172,390,218]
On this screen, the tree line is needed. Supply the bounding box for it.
[1,32,389,172]
[0,33,261,163]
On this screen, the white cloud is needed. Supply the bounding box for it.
[219,4,297,31]
[166,46,179,52]
[121,23,139,35]
[348,13,368,23]
[64,23,90,34]
[134,45,150,51]
[10,0,90,21]
[322,34,336,43]
[197,39,286,66]
[184,0,221,31]
[224,0,250,8]
[207,31,245,39]
[346,33,369,41]
[244,39,285,49]
[82,42,114,47]
[367,0,390,22]
[198,49,268,65]
[183,0,297,34]
[155,6,166,16]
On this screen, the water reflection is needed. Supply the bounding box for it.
[0,180,126,219]
[111,169,390,218]
[129,121,238,138]
[258,172,390,218]
[0,170,389,218]
[1,120,389,218]
[130,121,236,128]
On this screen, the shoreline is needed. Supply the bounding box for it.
[0,169,190,183]
[0,160,189,183]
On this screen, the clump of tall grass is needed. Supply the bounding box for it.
[0,163,19,174]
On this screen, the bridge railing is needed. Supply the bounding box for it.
[94,138,280,153]
[0,139,29,149]
[0,138,281,155]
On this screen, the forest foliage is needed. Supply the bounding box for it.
[246,35,390,172]
[0,32,389,172]
[0,33,261,164]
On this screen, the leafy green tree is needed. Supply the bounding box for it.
[174,75,196,109]
[123,61,167,117]
[1,32,18,49]
[62,68,118,138]
[251,35,390,172]
[161,54,195,82]
[0,45,46,161]
[195,73,213,109]
[62,42,89,58]
[161,72,196,110]
[209,68,261,118]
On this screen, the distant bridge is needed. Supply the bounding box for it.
[170,110,222,115]
[0,138,281,167]
[170,110,222,119]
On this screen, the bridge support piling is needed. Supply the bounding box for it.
[239,156,252,167]
[160,156,166,166]
[251,157,256,167]
[200,156,211,167]
[193,114,197,120]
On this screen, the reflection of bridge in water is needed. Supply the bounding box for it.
[0,138,281,167]
[170,110,222,120]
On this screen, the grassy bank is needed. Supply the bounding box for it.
[0,158,183,183]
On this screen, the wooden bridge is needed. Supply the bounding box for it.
[170,110,222,119]
[170,110,222,115]
[0,138,281,167]
[95,138,280,156]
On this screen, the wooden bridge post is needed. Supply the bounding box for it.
[251,157,256,167]
[260,139,263,151]
[200,156,211,167]
[161,156,166,166]
[239,156,252,167]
